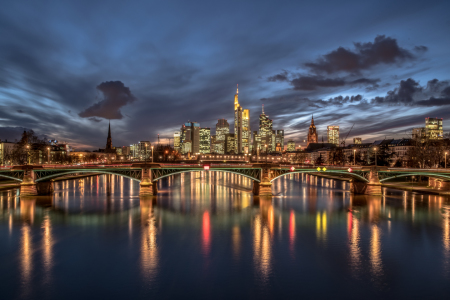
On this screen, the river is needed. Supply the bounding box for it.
[0,172,449,299]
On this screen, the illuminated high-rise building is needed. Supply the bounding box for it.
[259,105,273,152]
[287,140,295,152]
[353,137,362,144]
[327,125,339,146]
[252,131,261,154]
[307,115,318,146]
[180,122,200,154]
[225,133,236,154]
[210,135,216,153]
[215,119,229,154]
[234,85,243,153]
[174,131,181,151]
[425,117,443,139]
[242,109,251,153]
[200,128,211,154]
[275,130,284,150]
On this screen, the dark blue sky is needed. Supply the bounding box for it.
[1,0,449,149]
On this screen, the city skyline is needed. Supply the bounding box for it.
[0,0,449,150]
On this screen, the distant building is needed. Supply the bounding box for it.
[180,122,200,154]
[259,105,273,152]
[0,141,15,165]
[242,109,251,153]
[252,131,261,154]
[131,141,150,160]
[327,125,339,146]
[353,137,362,144]
[307,115,318,146]
[210,135,216,153]
[215,119,229,154]
[287,140,295,152]
[234,86,243,153]
[200,128,211,154]
[275,130,284,151]
[174,131,181,152]
[225,133,236,154]
[425,117,443,139]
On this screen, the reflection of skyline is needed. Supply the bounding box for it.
[140,200,159,283]
[42,213,53,285]
[348,212,362,278]
[20,224,32,298]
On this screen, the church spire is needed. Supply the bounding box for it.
[108,120,111,139]
[106,120,113,151]
[311,114,314,125]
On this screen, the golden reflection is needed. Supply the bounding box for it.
[253,214,271,281]
[41,213,53,283]
[289,210,295,253]
[20,199,36,224]
[316,211,327,241]
[443,207,450,276]
[140,200,158,282]
[20,224,32,295]
[370,224,383,277]
[348,212,362,277]
[232,226,241,259]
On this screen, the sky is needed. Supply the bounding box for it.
[0,0,449,150]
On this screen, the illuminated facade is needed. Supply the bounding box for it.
[225,133,236,154]
[200,128,211,154]
[275,130,284,151]
[353,137,362,144]
[327,125,339,146]
[234,86,243,153]
[259,105,273,152]
[242,109,251,153]
[174,131,181,152]
[425,117,443,139]
[287,140,295,152]
[180,122,200,154]
[216,119,229,154]
[210,135,216,153]
[252,131,261,154]
[307,115,318,146]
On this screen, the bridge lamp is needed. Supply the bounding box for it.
[47,147,50,164]
[353,149,356,166]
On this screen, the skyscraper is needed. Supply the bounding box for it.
[252,131,261,154]
[180,122,200,154]
[234,85,243,153]
[225,133,236,154]
[200,128,211,154]
[275,130,284,151]
[327,125,339,146]
[242,109,250,153]
[215,119,229,154]
[259,105,273,152]
[307,115,318,146]
[174,131,181,152]
[287,140,295,152]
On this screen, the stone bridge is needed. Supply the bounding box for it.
[1,164,450,197]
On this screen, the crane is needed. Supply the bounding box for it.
[340,123,355,147]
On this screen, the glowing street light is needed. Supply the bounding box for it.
[374,147,378,167]
[446,152,448,169]
[151,146,154,163]
[353,149,356,166]
[47,147,50,164]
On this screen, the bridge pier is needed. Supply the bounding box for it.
[350,168,381,195]
[252,166,272,196]
[140,168,156,196]
[36,181,54,195]
[20,169,38,197]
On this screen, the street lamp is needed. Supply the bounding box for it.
[145,143,148,164]
[47,147,50,164]
[374,147,378,167]
[26,145,30,165]
[353,149,356,166]
[265,144,268,164]
[151,146,154,163]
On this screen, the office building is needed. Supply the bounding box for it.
[210,135,216,153]
[180,122,200,154]
[287,140,295,152]
[425,117,443,139]
[259,105,273,152]
[275,130,284,150]
[353,138,362,144]
[200,128,211,154]
[242,109,251,153]
[234,86,243,153]
[174,131,181,152]
[225,133,236,154]
[327,125,339,146]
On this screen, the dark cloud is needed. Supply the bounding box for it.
[79,81,137,120]
[304,35,419,75]
[88,117,102,122]
[267,70,288,82]
[16,109,24,113]
[290,76,346,90]
[414,45,428,53]
[371,78,450,106]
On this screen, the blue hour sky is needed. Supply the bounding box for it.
[0,0,449,149]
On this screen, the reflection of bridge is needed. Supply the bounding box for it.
[1,164,450,196]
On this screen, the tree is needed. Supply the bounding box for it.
[315,154,324,165]
[4,130,49,165]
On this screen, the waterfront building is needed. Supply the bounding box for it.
[183,140,192,154]
[327,125,340,146]
[200,128,211,154]
[287,140,295,152]
[174,131,181,152]
[353,137,362,144]
[0,141,15,165]
[225,133,236,154]
[275,130,284,150]
[307,115,318,146]
[130,141,151,160]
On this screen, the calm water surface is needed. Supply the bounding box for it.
[1,173,450,299]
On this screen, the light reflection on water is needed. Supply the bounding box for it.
[0,172,450,299]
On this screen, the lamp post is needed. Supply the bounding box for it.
[444,152,448,169]
[47,147,50,164]
[265,144,268,164]
[26,145,30,165]
[151,146,154,163]
[145,143,148,164]
[353,149,356,166]
[374,147,378,167]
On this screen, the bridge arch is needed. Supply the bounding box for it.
[151,168,261,182]
[379,173,450,182]
[34,169,142,182]
[0,171,23,182]
[270,170,369,183]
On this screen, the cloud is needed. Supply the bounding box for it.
[79,81,137,119]
[88,117,102,122]
[304,35,420,75]
[283,75,379,91]
[371,78,450,106]
[16,109,24,113]
[267,70,289,82]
